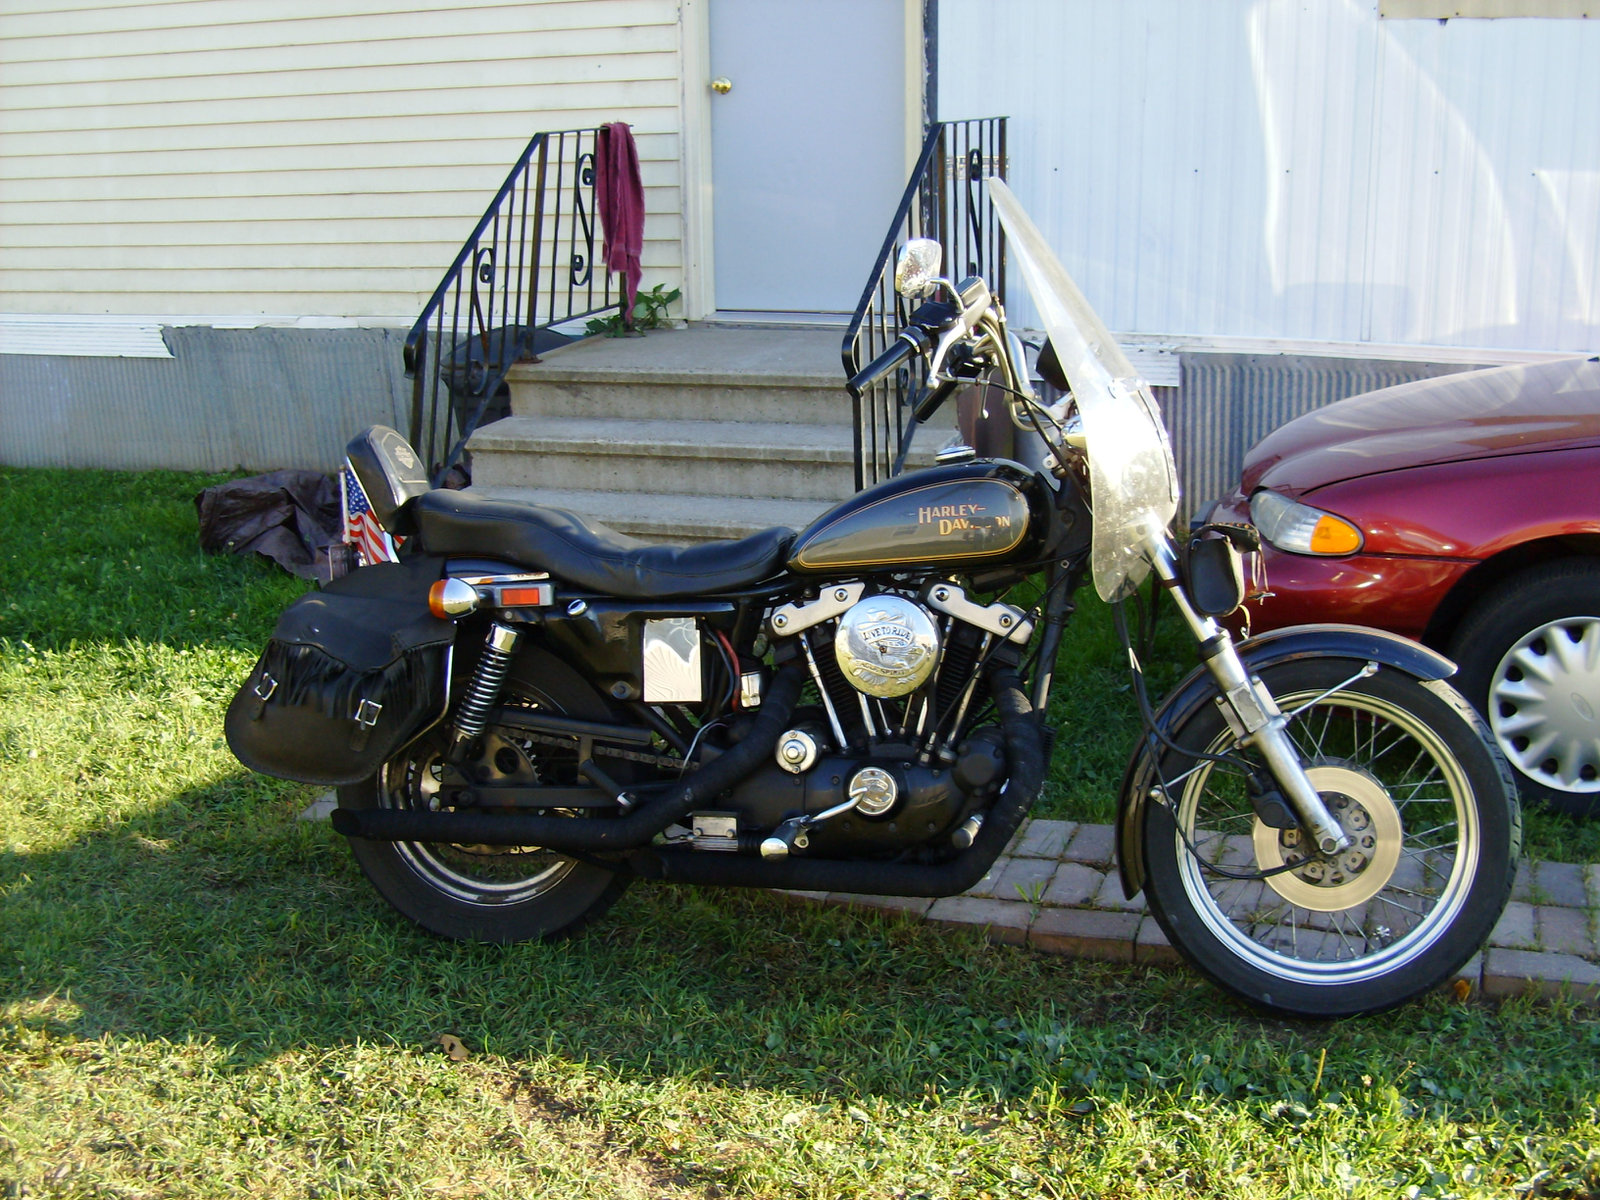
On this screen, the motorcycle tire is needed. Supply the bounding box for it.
[1141,659,1520,1018]
[339,646,633,944]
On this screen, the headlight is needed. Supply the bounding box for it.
[1249,489,1363,555]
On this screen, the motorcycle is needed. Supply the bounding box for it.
[227,179,1519,1018]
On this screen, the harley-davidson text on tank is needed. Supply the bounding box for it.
[789,471,1032,572]
[834,594,940,697]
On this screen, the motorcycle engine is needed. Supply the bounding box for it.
[706,584,1019,856]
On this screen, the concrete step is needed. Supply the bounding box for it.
[479,324,958,540]
[506,325,851,425]
[468,415,860,502]
[467,485,831,543]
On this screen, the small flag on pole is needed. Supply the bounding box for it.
[341,463,399,566]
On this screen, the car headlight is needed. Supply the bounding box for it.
[1249,489,1363,555]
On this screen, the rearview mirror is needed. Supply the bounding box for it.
[894,239,943,298]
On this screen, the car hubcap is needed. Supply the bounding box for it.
[1488,615,1600,793]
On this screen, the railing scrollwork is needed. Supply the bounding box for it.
[406,127,620,484]
[842,118,1008,490]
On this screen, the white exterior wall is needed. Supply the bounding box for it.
[0,0,687,324]
[940,0,1600,355]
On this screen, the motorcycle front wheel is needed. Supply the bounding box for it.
[1141,660,1520,1018]
[339,646,633,943]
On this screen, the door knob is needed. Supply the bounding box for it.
[711,77,732,95]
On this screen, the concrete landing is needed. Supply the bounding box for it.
[514,323,847,384]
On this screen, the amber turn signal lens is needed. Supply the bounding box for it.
[428,578,480,618]
[1249,490,1364,556]
[1309,515,1363,555]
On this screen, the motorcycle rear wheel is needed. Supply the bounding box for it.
[339,646,632,943]
[1141,660,1519,1018]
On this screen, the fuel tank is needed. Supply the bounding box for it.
[789,461,1048,573]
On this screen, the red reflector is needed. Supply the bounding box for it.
[498,585,552,607]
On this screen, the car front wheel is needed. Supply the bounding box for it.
[1450,558,1600,819]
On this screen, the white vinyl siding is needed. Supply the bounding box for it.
[0,0,686,322]
[940,0,1600,355]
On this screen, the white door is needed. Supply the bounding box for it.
[709,0,908,314]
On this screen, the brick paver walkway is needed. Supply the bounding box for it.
[787,818,1600,1007]
[302,799,1597,1006]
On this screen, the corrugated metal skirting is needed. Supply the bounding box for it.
[0,326,413,473]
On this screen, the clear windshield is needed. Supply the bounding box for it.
[987,179,1179,602]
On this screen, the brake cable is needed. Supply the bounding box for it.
[1112,600,1308,882]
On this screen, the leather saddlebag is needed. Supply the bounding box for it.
[226,559,455,785]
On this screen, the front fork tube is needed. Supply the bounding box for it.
[1150,547,1352,856]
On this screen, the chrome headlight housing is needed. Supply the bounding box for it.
[1249,489,1363,555]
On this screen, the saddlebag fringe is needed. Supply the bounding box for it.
[225,560,454,785]
[250,640,439,726]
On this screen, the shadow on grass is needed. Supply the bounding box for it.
[3,770,1597,1136]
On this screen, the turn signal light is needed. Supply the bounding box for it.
[428,578,480,619]
[1249,490,1363,556]
[1308,515,1363,555]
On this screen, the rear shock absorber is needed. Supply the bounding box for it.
[449,622,521,757]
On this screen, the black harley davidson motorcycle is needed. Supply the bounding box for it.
[228,180,1519,1018]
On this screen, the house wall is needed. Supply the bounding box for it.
[0,0,686,322]
[940,0,1599,513]
[939,0,1600,356]
[0,0,690,471]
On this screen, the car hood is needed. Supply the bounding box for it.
[1242,356,1600,496]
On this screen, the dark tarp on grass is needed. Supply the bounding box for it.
[195,470,345,582]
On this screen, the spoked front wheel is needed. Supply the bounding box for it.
[1141,660,1520,1017]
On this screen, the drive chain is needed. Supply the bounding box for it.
[511,728,686,772]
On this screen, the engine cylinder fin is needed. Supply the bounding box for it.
[933,622,984,732]
[811,622,868,745]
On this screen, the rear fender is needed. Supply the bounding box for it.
[1114,624,1456,899]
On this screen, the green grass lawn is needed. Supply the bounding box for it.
[1,467,1596,1199]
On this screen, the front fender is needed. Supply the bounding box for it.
[1114,624,1456,899]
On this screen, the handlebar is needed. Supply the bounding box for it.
[846,330,927,397]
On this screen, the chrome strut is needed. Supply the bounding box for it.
[450,622,521,756]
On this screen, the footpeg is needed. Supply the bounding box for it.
[760,817,810,859]
[951,813,983,849]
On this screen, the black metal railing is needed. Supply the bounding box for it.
[404,127,622,483]
[841,117,1008,489]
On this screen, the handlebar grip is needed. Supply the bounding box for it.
[846,335,917,396]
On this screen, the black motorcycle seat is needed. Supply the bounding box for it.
[412,490,796,599]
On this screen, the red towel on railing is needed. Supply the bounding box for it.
[596,122,645,323]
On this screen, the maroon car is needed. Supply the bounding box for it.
[1203,355,1600,817]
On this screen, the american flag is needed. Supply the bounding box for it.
[341,462,399,566]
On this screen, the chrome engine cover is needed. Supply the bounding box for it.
[833,594,940,698]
